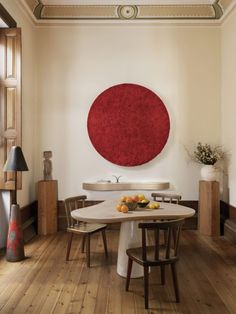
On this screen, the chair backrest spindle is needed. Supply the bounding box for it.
[154,228,160,260]
[165,227,172,259]
[142,228,147,261]
[64,195,87,228]
[151,193,182,204]
[138,219,184,263]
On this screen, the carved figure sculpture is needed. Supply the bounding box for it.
[43,151,52,180]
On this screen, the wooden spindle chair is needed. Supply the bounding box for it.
[126,219,185,309]
[151,192,182,244]
[64,195,108,267]
[151,192,182,204]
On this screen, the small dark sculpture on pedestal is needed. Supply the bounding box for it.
[43,151,52,181]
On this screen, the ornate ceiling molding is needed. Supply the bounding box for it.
[22,0,235,21]
[218,0,233,12]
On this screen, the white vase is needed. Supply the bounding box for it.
[200,165,219,181]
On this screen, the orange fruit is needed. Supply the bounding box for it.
[120,196,126,202]
[121,204,129,213]
[132,195,139,202]
[125,197,132,203]
[116,204,122,212]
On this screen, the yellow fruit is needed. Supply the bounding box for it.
[155,202,160,209]
[138,194,145,201]
[121,204,129,213]
[141,199,149,203]
[148,202,160,209]
[148,203,156,209]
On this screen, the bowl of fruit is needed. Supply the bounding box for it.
[118,195,139,211]
[123,202,138,211]
[137,200,150,208]
[134,194,149,208]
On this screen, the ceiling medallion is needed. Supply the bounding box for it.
[117,5,138,19]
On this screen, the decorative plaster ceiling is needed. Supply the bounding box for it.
[20,0,236,22]
[41,0,214,3]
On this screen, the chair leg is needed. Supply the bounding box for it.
[81,234,86,253]
[101,229,108,257]
[161,265,165,285]
[126,257,133,291]
[66,232,73,261]
[144,266,149,309]
[86,234,91,267]
[171,263,180,302]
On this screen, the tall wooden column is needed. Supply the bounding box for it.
[198,180,220,236]
[38,180,58,235]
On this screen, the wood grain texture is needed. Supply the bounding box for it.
[83,181,170,191]
[224,219,236,244]
[71,199,195,223]
[0,28,22,190]
[58,199,198,231]
[198,181,220,236]
[0,230,236,313]
[37,180,58,235]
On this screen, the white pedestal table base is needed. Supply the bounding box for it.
[117,220,145,278]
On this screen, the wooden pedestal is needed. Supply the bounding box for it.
[38,180,58,235]
[198,180,220,236]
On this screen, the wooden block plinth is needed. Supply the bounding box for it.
[38,180,58,235]
[198,180,220,236]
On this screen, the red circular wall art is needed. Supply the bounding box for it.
[87,83,170,167]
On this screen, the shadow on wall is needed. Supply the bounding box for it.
[0,191,10,249]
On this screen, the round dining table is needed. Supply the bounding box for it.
[71,199,195,278]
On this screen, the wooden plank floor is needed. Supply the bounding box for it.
[0,230,236,314]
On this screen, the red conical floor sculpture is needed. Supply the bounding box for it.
[6,204,25,262]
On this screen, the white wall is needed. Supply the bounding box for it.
[36,25,221,200]
[1,0,37,206]
[221,8,236,206]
